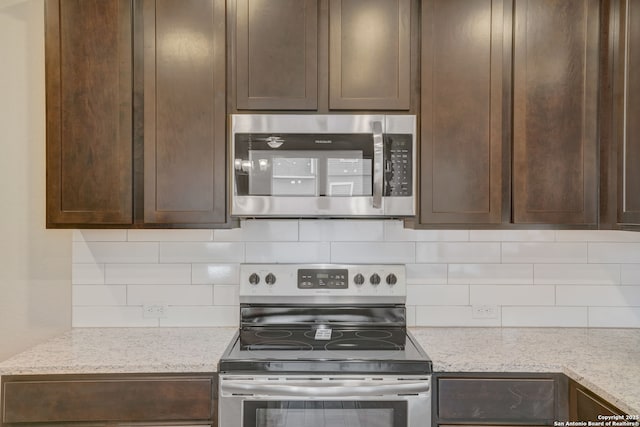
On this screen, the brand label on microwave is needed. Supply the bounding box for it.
[314,139,333,144]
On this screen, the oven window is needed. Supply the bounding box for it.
[244,401,407,427]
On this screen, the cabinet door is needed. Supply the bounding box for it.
[618,0,640,225]
[329,0,411,110]
[233,0,318,110]
[143,0,227,225]
[569,380,624,420]
[512,0,599,225]
[420,0,505,225]
[1,375,214,424]
[45,0,132,226]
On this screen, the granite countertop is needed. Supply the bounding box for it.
[0,327,638,415]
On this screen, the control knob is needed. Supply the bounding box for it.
[248,273,260,285]
[370,273,381,286]
[354,273,365,286]
[386,273,398,286]
[265,273,276,285]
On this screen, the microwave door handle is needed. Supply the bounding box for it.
[371,120,384,209]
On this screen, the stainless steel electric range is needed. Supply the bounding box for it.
[218,264,432,427]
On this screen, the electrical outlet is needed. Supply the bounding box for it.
[472,305,499,319]
[143,304,168,319]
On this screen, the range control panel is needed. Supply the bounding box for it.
[240,264,406,303]
[298,269,348,289]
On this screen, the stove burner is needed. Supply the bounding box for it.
[354,330,393,339]
[303,330,344,340]
[254,330,293,339]
[324,338,402,358]
[247,340,314,358]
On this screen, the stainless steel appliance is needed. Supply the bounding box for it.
[218,264,432,427]
[230,115,416,217]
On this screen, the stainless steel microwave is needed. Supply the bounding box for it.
[230,114,416,218]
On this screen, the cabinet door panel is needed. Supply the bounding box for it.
[620,0,640,223]
[235,0,318,110]
[438,378,556,422]
[420,0,504,224]
[513,0,599,224]
[46,0,132,225]
[2,376,213,423]
[143,0,226,225]
[329,0,411,110]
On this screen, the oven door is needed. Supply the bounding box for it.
[230,114,415,217]
[219,375,431,427]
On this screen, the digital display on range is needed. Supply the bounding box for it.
[298,269,348,289]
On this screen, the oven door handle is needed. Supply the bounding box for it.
[220,380,429,397]
[371,120,384,209]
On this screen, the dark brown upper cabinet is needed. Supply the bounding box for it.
[612,0,640,227]
[512,0,600,225]
[419,0,506,225]
[142,0,227,225]
[328,0,411,110]
[46,0,227,228]
[46,0,133,226]
[230,0,413,112]
[232,0,318,110]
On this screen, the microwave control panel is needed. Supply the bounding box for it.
[385,135,412,197]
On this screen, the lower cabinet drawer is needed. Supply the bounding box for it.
[437,377,556,423]
[1,374,214,424]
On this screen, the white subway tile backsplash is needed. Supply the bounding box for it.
[72,230,127,242]
[470,230,555,242]
[502,242,587,264]
[384,220,469,241]
[192,264,240,285]
[214,285,240,306]
[589,307,640,327]
[72,263,105,285]
[300,220,384,241]
[406,264,448,285]
[331,242,415,263]
[415,306,501,327]
[407,285,469,306]
[73,306,159,327]
[105,264,191,285]
[127,229,213,242]
[534,264,621,285]
[621,265,640,285]
[70,222,640,328]
[73,242,159,264]
[416,242,501,263]
[589,243,640,263]
[214,220,298,241]
[557,230,640,242]
[246,242,330,263]
[556,285,640,306]
[127,285,213,306]
[448,264,533,285]
[159,306,238,327]
[159,242,244,263]
[72,285,127,306]
[502,306,588,327]
[470,285,555,306]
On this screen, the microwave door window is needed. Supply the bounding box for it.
[326,157,372,197]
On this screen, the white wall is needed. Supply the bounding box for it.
[0,0,72,361]
[72,221,640,328]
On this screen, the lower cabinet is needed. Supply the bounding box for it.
[0,373,217,426]
[569,379,625,420]
[434,373,568,427]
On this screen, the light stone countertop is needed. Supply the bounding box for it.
[0,327,638,415]
[410,327,640,415]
